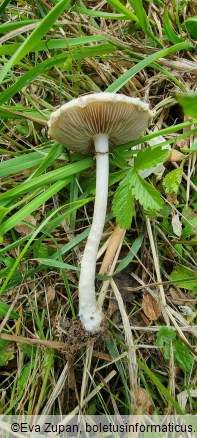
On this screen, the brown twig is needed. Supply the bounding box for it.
[0,333,65,351]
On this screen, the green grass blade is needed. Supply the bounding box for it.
[26,144,64,180]
[152,62,187,92]
[0,179,70,235]
[0,36,106,56]
[71,6,126,19]
[106,41,193,93]
[128,0,148,32]
[163,10,183,44]
[0,157,93,203]
[138,360,184,414]
[116,120,197,152]
[107,0,138,22]
[0,44,115,105]
[106,336,131,409]
[0,0,11,13]
[0,204,72,296]
[114,234,144,274]
[108,0,163,47]
[0,0,70,84]
[34,258,80,271]
[0,302,19,319]
[0,199,89,256]
[0,20,39,34]
[0,149,51,178]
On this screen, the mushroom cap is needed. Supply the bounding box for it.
[48,93,153,154]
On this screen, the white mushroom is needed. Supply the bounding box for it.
[48,93,153,332]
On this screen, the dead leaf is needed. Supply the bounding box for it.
[46,286,56,304]
[171,213,182,237]
[65,270,77,284]
[142,293,161,321]
[169,287,185,305]
[99,224,125,275]
[166,150,185,162]
[15,215,37,236]
[176,138,190,149]
[167,193,179,204]
[136,387,154,414]
[93,351,113,361]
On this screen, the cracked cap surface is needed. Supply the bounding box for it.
[48,93,153,154]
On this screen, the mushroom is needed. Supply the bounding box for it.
[48,93,153,332]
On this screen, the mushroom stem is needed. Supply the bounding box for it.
[78,133,109,332]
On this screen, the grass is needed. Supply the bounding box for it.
[0,0,197,417]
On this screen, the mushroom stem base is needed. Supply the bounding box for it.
[79,306,103,333]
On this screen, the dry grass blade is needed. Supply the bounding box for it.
[0,23,39,45]
[66,370,117,417]
[111,279,137,412]
[42,364,68,415]
[80,340,94,413]
[146,217,169,323]
[0,333,66,352]
[166,306,197,357]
